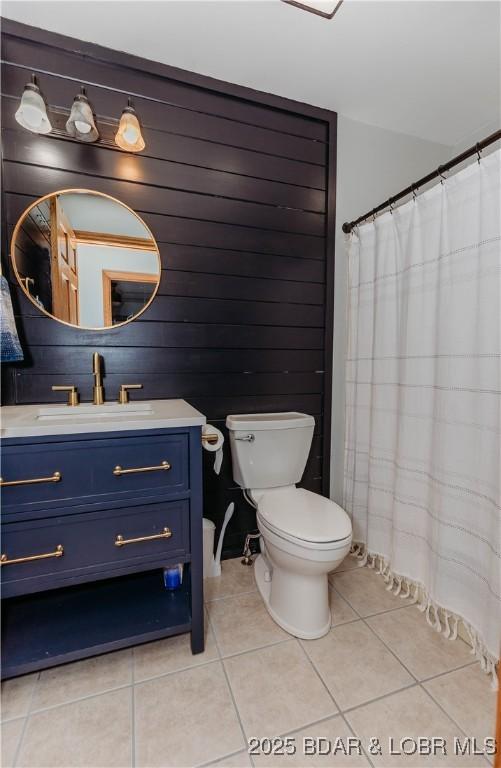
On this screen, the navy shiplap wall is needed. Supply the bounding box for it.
[1,20,337,557]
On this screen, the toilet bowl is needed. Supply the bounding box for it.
[226,412,353,640]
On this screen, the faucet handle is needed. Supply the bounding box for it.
[52,385,79,407]
[118,384,143,405]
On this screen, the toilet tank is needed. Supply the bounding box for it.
[225,412,315,490]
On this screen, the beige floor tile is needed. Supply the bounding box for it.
[302,621,413,710]
[367,606,473,680]
[224,640,336,739]
[424,664,497,748]
[252,715,370,767]
[208,591,288,656]
[1,717,25,767]
[331,554,361,574]
[346,686,486,767]
[205,558,257,602]
[16,688,131,768]
[209,750,253,767]
[135,660,244,767]
[134,618,218,682]
[31,649,132,711]
[331,568,406,617]
[329,588,358,627]
[1,674,37,722]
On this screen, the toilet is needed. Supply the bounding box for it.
[226,412,352,640]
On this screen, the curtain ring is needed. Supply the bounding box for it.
[412,184,419,201]
[372,209,377,222]
[388,199,394,214]
[476,143,482,164]
[437,165,447,184]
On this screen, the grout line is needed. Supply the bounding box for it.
[419,684,493,766]
[7,717,27,768]
[341,681,420,716]
[11,672,40,768]
[134,656,220,687]
[130,684,136,768]
[205,607,252,766]
[293,636,381,765]
[253,680,377,768]
[330,616,365,630]
[419,659,479,684]
[204,587,258,604]
[300,628,419,720]
[297,638,342,714]
[360,617,419,683]
[130,650,136,768]
[339,712,376,768]
[329,573,421,620]
[20,681,135,717]
[198,747,248,768]
[330,573,492,757]
[327,583,362,619]
[330,570,472,686]
[217,637,294,662]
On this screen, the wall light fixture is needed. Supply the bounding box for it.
[66,87,99,142]
[15,74,52,134]
[115,99,145,152]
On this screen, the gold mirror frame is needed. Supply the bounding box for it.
[10,188,162,331]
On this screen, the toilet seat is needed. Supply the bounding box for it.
[257,487,352,549]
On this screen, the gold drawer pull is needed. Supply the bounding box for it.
[0,471,62,488]
[113,460,171,476]
[115,527,172,547]
[1,544,64,566]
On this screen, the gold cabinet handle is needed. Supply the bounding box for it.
[113,461,170,476]
[115,527,172,547]
[0,471,62,487]
[1,544,64,566]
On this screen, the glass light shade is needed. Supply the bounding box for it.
[115,107,145,152]
[15,84,52,134]
[66,94,99,142]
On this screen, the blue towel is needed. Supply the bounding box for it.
[0,274,23,362]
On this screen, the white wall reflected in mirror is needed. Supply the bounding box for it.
[10,189,161,330]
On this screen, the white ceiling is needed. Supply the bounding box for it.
[2,0,499,145]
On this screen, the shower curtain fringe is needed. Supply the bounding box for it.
[350,542,499,689]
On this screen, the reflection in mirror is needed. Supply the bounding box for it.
[11,190,161,330]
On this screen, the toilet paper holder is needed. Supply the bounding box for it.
[201,433,219,445]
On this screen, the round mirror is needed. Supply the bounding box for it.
[10,189,161,330]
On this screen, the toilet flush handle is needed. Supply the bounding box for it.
[235,433,255,442]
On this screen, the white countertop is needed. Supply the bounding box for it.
[0,399,206,439]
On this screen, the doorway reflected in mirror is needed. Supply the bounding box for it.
[10,189,161,330]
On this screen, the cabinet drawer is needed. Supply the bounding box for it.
[1,433,189,516]
[1,500,189,596]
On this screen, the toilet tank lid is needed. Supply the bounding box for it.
[226,412,315,431]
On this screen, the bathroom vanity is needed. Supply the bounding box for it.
[0,398,206,679]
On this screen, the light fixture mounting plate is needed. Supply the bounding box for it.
[281,0,343,19]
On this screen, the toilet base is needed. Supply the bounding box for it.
[254,553,332,640]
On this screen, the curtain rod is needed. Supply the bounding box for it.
[342,128,501,234]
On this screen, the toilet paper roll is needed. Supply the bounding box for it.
[202,424,224,475]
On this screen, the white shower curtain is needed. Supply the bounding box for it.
[343,149,501,679]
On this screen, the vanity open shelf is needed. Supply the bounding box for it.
[0,399,206,679]
[2,568,192,679]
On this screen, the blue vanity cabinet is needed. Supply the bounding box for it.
[0,426,204,679]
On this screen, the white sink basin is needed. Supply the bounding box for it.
[1,399,206,438]
[37,402,153,420]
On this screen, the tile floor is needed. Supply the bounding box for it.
[1,555,497,768]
